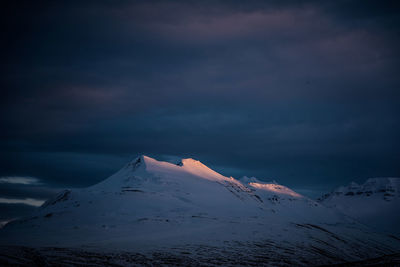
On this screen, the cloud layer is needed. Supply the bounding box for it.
[0,197,45,207]
[1,0,399,206]
[0,177,41,185]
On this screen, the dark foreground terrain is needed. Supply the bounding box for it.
[320,253,400,267]
[0,245,399,267]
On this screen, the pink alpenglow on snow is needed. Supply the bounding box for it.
[1,156,399,266]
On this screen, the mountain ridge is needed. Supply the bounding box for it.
[1,155,399,266]
[318,177,400,235]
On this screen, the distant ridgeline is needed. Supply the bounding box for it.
[318,177,400,235]
[1,156,399,266]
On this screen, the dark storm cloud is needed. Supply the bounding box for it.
[1,0,400,214]
[0,182,59,200]
[0,203,37,223]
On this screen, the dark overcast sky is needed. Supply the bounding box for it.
[1,0,400,210]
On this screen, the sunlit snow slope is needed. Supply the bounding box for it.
[1,156,399,265]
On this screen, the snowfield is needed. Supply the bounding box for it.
[318,177,400,236]
[1,155,399,266]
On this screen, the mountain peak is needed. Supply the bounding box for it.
[90,155,229,191]
[240,176,303,198]
[127,155,207,169]
[177,158,227,181]
[318,177,400,202]
[318,177,400,235]
[240,176,278,185]
[92,155,306,199]
[364,177,400,188]
[126,155,150,168]
[179,158,209,168]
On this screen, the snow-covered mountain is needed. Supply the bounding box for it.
[1,156,399,266]
[318,177,400,236]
